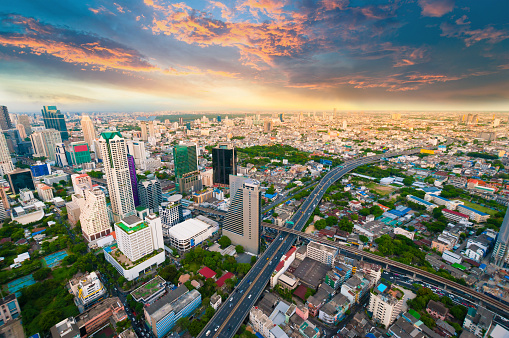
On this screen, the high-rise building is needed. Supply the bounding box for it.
[8,168,35,194]
[0,106,14,131]
[81,115,96,148]
[29,129,62,161]
[98,132,135,221]
[178,117,184,126]
[0,133,14,176]
[0,186,10,212]
[55,143,68,167]
[368,282,404,327]
[127,155,140,207]
[18,114,32,136]
[212,143,237,186]
[79,187,111,242]
[173,143,197,188]
[41,106,69,141]
[138,179,162,213]
[115,215,164,263]
[140,121,148,141]
[16,124,26,139]
[492,207,509,267]
[263,119,273,133]
[223,178,261,253]
[148,121,155,138]
[127,140,146,170]
[71,173,93,196]
[3,129,22,154]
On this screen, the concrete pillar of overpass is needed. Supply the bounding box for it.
[443,285,447,291]
[413,272,416,279]
[360,256,364,261]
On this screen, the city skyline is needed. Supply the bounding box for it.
[1,0,508,112]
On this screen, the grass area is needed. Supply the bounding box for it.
[459,199,498,216]
[185,262,200,274]
[366,182,395,196]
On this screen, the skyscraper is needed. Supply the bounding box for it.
[492,207,509,267]
[127,140,147,170]
[138,179,162,212]
[41,106,69,141]
[173,143,197,188]
[0,106,14,131]
[16,124,26,139]
[78,188,111,242]
[0,133,14,176]
[212,143,237,186]
[29,129,62,161]
[99,132,135,221]
[148,121,155,138]
[263,119,273,133]
[127,154,140,206]
[223,178,261,253]
[18,115,32,136]
[140,121,148,141]
[81,115,96,148]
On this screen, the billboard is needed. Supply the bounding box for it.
[420,149,435,154]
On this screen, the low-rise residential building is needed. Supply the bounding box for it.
[50,317,80,338]
[318,293,351,325]
[463,307,494,338]
[210,294,222,310]
[442,251,462,265]
[306,242,338,266]
[443,209,470,223]
[75,297,127,338]
[394,227,415,240]
[68,272,107,313]
[340,273,371,305]
[426,300,449,321]
[407,195,437,211]
[270,246,297,288]
[144,285,201,338]
[425,194,464,210]
[0,295,20,327]
[456,205,490,223]
[131,275,166,305]
[368,282,404,328]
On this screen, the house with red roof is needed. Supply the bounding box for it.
[198,266,217,279]
[270,246,297,288]
[216,272,234,288]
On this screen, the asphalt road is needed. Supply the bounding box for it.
[198,149,420,338]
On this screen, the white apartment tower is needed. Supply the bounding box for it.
[115,214,164,262]
[99,132,135,221]
[0,133,14,176]
[79,187,111,242]
[81,115,96,148]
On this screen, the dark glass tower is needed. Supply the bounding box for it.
[127,154,140,206]
[41,106,69,141]
[212,144,237,186]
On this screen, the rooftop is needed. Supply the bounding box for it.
[131,275,166,301]
[116,216,147,234]
[167,218,215,240]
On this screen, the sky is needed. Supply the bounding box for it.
[0,0,508,112]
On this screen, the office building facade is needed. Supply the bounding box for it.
[0,106,13,131]
[127,155,140,206]
[138,179,162,212]
[18,114,32,136]
[223,179,261,253]
[8,169,35,194]
[67,142,92,165]
[42,105,69,141]
[115,215,164,263]
[99,132,135,221]
[212,143,237,186]
[368,283,404,327]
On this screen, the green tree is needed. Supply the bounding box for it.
[359,235,369,243]
[235,245,245,254]
[403,177,415,186]
[33,268,51,281]
[218,236,232,249]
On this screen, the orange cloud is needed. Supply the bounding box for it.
[145,0,309,69]
[418,0,454,17]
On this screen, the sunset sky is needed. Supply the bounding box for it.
[1,0,508,112]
